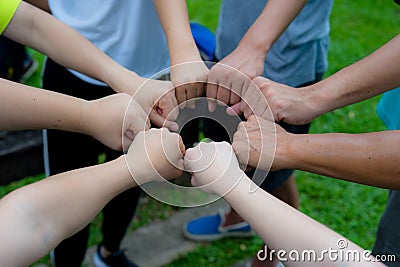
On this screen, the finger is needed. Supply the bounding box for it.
[196,82,206,97]
[216,84,231,106]
[229,89,241,105]
[150,110,179,132]
[175,85,187,108]
[206,82,218,112]
[226,102,242,116]
[185,85,197,109]
[158,91,179,121]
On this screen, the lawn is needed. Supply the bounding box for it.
[1,0,399,266]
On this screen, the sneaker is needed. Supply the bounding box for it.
[182,210,255,241]
[93,245,138,267]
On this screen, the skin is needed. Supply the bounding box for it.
[153,0,209,109]
[185,142,384,267]
[206,0,307,112]
[237,34,400,125]
[0,78,149,151]
[0,129,185,267]
[233,116,400,190]
[4,1,178,130]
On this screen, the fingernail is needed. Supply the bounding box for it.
[208,100,216,112]
[170,122,179,132]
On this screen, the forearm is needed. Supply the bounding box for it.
[281,131,400,189]
[236,0,307,57]
[310,34,400,116]
[0,78,85,131]
[0,157,135,266]
[4,2,140,94]
[153,0,201,64]
[224,177,381,266]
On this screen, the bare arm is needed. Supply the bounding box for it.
[233,116,400,190]
[0,78,84,132]
[4,1,141,94]
[153,0,208,108]
[4,1,179,130]
[0,78,150,151]
[0,129,184,267]
[186,142,382,267]
[282,131,400,189]
[252,34,400,125]
[207,0,307,111]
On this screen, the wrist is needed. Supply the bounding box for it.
[102,64,142,95]
[169,41,202,66]
[111,156,138,188]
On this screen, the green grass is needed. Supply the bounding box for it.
[1,0,399,266]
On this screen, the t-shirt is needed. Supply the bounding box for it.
[0,0,22,35]
[216,0,333,87]
[48,0,170,85]
[376,88,400,130]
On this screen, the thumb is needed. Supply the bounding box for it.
[150,110,179,132]
[226,102,243,116]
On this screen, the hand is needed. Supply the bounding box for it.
[79,93,150,151]
[133,78,179,131]
[170,61,209,109]
[232,115,291,171]
[125,128,185,185]
[184,142,244,196]
[206,45,265,112]
[251,76,320,125]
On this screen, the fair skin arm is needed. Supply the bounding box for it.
[0,78,149,151]
[207,0,307,111]
[185,142,383,267]
[233,116,400,190]
[249,34,400,125]
[5,1,178,130]
[153,0,209,109]
[0,129,185,267]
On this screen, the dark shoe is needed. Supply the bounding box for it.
[93,245,138,267]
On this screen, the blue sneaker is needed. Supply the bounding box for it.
[183,210,255,241]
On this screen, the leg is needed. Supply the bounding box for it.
[372,190,400,266]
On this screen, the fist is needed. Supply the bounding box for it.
[184,142,244,196]
[125,128,185,185]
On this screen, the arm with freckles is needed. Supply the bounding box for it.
[0,78,150,150]
[0,129,185,267]
[4,1,179,129]
[185,142,384,267]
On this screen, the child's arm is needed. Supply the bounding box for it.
[0,78,149,151]
[185,142,384,267]
[3,1,178,130]
[0,128,184,267]
[153,0,209,109]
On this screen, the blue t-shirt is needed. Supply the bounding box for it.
[216,0,333,87]
[376,88,400,130]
